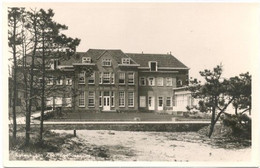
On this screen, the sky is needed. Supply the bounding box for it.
[4,2,260,81]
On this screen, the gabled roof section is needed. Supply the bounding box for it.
[86,49,130,63]
[126,53,188,69]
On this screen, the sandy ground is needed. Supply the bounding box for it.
[52,130,251,162]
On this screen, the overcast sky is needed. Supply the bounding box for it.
[6,2,260,80]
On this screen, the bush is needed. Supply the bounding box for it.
[222,113,251,139]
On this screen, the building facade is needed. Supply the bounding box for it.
[41,49,190,113]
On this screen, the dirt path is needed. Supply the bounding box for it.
[53,130,251,161]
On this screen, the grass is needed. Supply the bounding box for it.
[46,111,211,122]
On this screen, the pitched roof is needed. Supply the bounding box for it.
[60,49,131,65]
[21,49,188,69]
[126,53,188,68]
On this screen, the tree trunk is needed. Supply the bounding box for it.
[39,31,45,142]
[12,15,17,141]
[208,107,215,138]
[25,15,37,145]
[208,97,217,138]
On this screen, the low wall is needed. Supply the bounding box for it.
[23,122,210,132]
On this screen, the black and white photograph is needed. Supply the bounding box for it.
[2,1,260,167]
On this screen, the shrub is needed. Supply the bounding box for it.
[222,113,251,139]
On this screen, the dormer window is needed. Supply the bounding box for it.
[50,59,60,69]
[122,58,130,64]
[102,59,111,66]
[149,61,157,71]
[82,57,91,63]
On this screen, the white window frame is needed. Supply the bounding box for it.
[79,91,85,107]
[88,91,95,107]
[56,78,63,85]
[102,72,111,84]
[46,97,53,107]
[99,72,102,84]
[149,61,158,71]
[128,72,134,85]
[139,77,146,86]
[157,77,163,86]
[119,72,125,84]
[128,92,134,107]
[166,97,172,107]
[102,59,111,66]
[47,78,53,86]
[55,97,62,107]
[111,91,115,107]
[177,79,183,86]
[119,91,125,107]
[148,77,155,86]
[99,91,102,107]
[166,77,173,86]
[122,58,130,64]
[158,97,163,107]
[78,71,85,84]
[111,72,115,84]
[65,78,72,85]
[64,98,72,107]
[82,57,91,63]
[139,96,146,107]
[88,72,95,84]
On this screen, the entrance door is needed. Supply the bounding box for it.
[148,96,155,110]
[158,97,163,111]
[103,96,110,111]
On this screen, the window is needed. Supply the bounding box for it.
[166,78,172,86]
[56,79,63,85]
[157,77,163,86]
[166,97,172,107]
[102,59,111,66]
[158,97,163,107]
[88,91,95,107]
[55,97,62,107]
[177,80,183,87]
[79,90,85,107]
[140,96,146,107]
[46,97,53,107]
[128,92,134,107]
[64,98,72,107]
[78,72,85,84]
[99,72,102,84]
[82,57,91,63]
[88,72,95,84]
[111,91,114,107]
[47,78,53,85]
[139,77,146,86]
[99,92,102,107]
[103,72,110,84]
[104,91,109,96]
[119,72,125,84]
[65,78,72,85]
[119,91,125,107]
[111,73,115,84]
[99,72,114,84]
[149,61,157,71]
[51,59,59,69]
[128,72,134,85]
[148,77,155,86]
[122,58,130,64]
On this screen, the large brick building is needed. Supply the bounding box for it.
[44,49,189,113]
